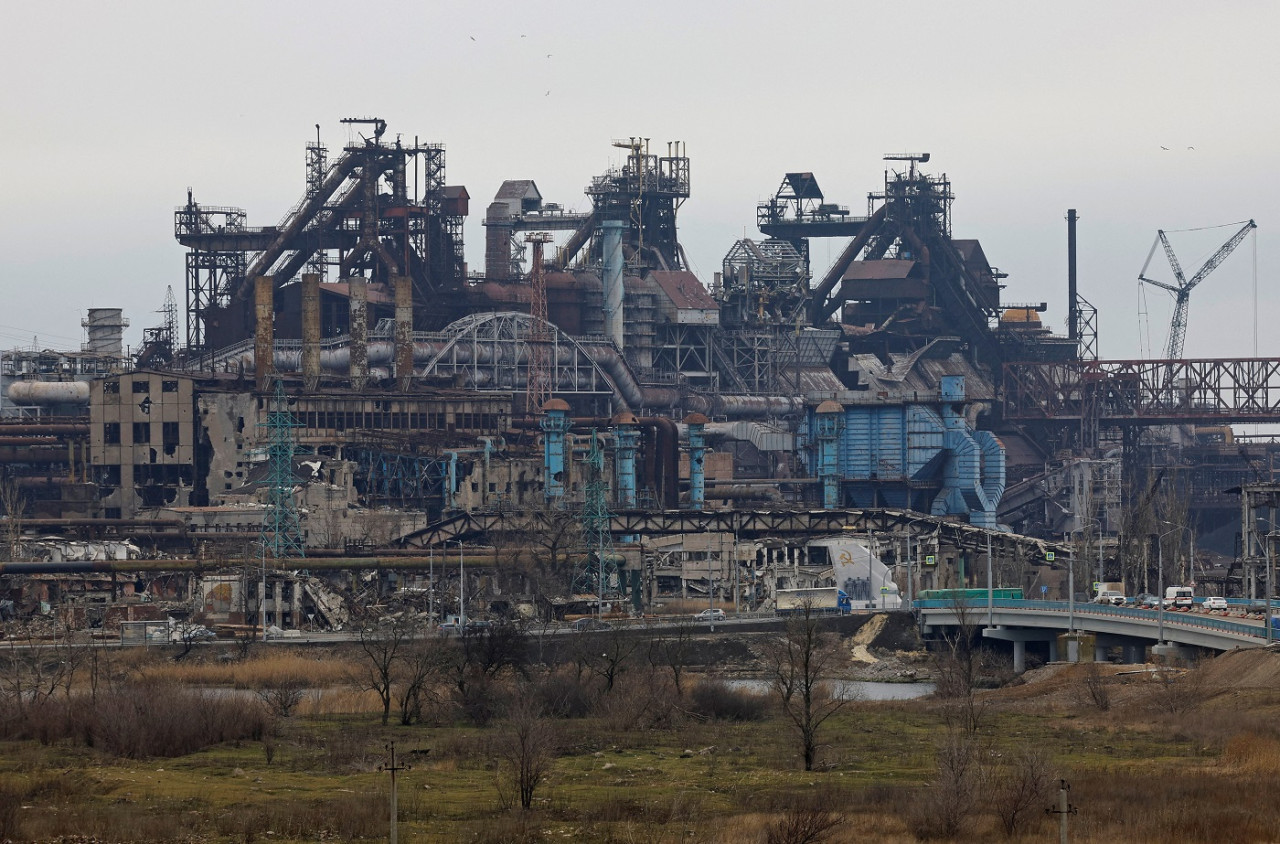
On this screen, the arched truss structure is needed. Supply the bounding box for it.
[419,312,620,411]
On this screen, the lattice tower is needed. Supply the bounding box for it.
[573,431,619,597]
[259,378,305,558]
[524,232,553,416]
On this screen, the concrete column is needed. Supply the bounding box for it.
[254,275,274,390]
[1095,642,1107,663]
[1067,636,1079,663]
[348,278,368,390]
[393,275,414,390]
[1013,640,1026,674]
[301,273,321,390]
[1047,638,1058,662]
[601,220,626,349]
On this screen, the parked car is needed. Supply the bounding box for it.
[693,608,727,622]
[572,617,612,632]
[1203,596,1229,610]
[1093,590,1126,606]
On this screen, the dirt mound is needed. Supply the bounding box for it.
[1197,645,1280,689]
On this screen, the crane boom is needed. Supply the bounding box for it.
[1153,219,1257,359]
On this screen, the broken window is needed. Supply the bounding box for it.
[132,422,150,444]
[162,380,179,393]
[103,422,120,445]
[132,380,150,394]
[103,381,119,394]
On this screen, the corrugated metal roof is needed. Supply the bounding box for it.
[493,179,540,201]
[842,259,917,281]
[648,271,718,311]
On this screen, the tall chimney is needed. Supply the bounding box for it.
[254,275,274,390]
[348,277,368,390]
[1067,209,1078,342]
[301,273,321,390]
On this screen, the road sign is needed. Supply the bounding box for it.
[1041,585,1048,595]
[1046,552,1056,562]
[880,586,890,594]
[925,555,937,566]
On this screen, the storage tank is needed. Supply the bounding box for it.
[7,381,91,406]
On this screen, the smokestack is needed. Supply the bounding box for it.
[1067,209,1078,342]
[348,277,368,389]
[394,275,414,390]
[81,308,128,358]
[301,273,321,390]
[254,275,274,390]
[601,220,626,349]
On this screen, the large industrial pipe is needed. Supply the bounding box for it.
[394,275,414,389]
[1067,209,1079,342]
[349,277,369,389]
[601,220,626,349]
[0,424,90,436]
[254,275,274,390]
[301,272,321,388]
[639,416,679,509]
[6,381,91,406]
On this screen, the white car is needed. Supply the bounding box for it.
[1202,596,1229,610]
[694,608,727,622]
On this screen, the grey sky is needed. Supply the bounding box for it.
[2,1,1277,361]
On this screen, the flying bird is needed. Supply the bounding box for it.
[1160,146,1169,150]
[469,36,476,41]
[1188,146,1195,150]
[546,53,552,58]
[545,90,551,96]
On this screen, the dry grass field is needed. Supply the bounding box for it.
[2,635,1280,842]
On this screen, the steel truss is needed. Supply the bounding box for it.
[1004,357,1280,428]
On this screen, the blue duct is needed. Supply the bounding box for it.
[685,413,708,510]
[541,400,571,504]
[815,401,843,509]
[614,414,639,508]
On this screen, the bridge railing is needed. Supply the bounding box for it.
[917,598,1263,639]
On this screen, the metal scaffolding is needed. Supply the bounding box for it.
[259,379,305,559]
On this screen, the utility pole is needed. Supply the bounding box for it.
[1046,778,1077,844]
[379,742,415,844]
[986,532,993,628]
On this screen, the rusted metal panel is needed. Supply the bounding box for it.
[254,275,274,390]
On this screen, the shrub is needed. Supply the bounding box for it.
[689,678,768,722]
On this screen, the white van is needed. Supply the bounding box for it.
[1164,586,1194,608]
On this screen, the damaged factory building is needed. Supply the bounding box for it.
[3,118,1274,635]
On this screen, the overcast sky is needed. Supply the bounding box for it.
[2,1,1277,361]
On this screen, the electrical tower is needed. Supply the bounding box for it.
[573,431,619,601]
[259,378,305,558]
[525,232,553,416]
[1138,220,1256,359]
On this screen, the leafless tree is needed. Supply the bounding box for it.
[764,800,841,844]
[760,600,853,771]
[496,692,558,811]
[1076,660,1112,711]
[908,734,980,840]
[0,473,27,560]
[257,677,307,717]
[985,747,1054,838]
[647,618,696,696]
[395,640,447,726]
[353,615,421,726]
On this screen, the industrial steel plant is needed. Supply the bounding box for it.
[3,118,1276,635]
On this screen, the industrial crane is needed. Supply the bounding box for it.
[1138,219,1256,359]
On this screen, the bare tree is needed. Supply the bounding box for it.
[395,640,446,726]
[760,600,853,771]
[908,734,980,840]
[0,473,27,560]
[765,800,841,844]
[353,616,420,726]
[647,618,696,696]
[985,747,1054,838]
[496,692,558,811]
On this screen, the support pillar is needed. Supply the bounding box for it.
[394,275,413,390]
[301,273,321,391]
[1095,642,1107,663]
[614,413,639,509]
[815,400,843,510]
[254,275,274,390]
[1013,640,1026,674]
[540,399,571,505]
[685,412,708,511]
[348,277,368,390]
[1047,638,1059,662]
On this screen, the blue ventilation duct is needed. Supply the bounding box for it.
[541,399,571,504]
[684,412,708,510]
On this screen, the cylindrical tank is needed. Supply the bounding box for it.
[7,381,91,406]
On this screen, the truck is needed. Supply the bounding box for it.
[775,587,852,615]
[1165,586,1195,608]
